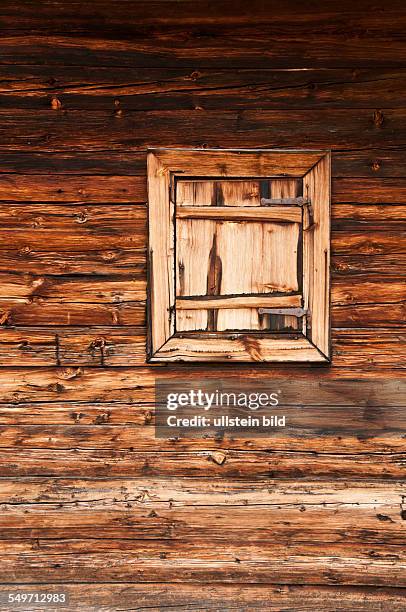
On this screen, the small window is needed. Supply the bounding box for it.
[147,149,330,363]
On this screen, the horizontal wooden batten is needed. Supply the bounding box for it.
[176,294,302,310]
[176,205,302,222]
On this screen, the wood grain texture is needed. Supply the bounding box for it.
[147,151,174,354]
[304,154,331,357]
[0,584,403,612]
[0,539,405,585]
[176,205,302,222]
[1,67,406,112]
[1,110,405,151]
[1,448,404,480]
[0,0,405,607]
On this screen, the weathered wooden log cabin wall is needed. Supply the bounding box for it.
[0,1,405,609]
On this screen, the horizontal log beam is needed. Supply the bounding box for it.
[176,205,302,222]
[176,294,301,310]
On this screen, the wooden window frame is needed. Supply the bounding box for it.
[147,148,331,363]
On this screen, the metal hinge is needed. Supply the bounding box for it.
[260,197,307,206]
[260,197,314,227]
[258,307,309,317]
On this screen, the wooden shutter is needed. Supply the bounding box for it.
[147,149,330,362]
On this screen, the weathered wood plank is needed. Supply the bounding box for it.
[0,152,146,175]
[176,295,301,310]
[0,402,405,437]
[332,329,405,368]
[332,205,406,229]
[1,25,406,69]
[154,335,326,363]
[0,151,404,178]
[1,1,406,27]
[0,205,402,255]
[0,175,146,202]
[1,67,406,110]
[147,151,175,355]
[0,249,145,276]
[0,206,146,251]
[0,421,403,454]
[0,274,145,301]
[0,448,403,480]
[0,478,404,545]
[0,477,403,507]
[176,205,302,222]
[0,367,402,404]
[0,538,405,585]
[0,397,404,450]
[333,303,406,328]
[332,254,406,276]
[332,231,406,254]
[0,328,146,366]
[0,324,403,366]
[0,583,403,612]
[1,292,402,328]
[304,154,330,357]
[333,179,406,203]
[0,110,405,151]
[0,300,145,326]
[332,277,405,306]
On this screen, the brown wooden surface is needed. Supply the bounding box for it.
[176,177,301,334]
[0,0,405,610]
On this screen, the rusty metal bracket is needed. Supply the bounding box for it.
[258,307,308,317]
[260,197,307,206]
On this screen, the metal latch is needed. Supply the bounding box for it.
[260,197,314,228]
[258,307,308,318]
[260,197,307,206]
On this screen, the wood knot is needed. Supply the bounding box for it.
[371,159,381,172]
[189,71,201,81]
[50,96,62,111]
[19,246,32,257]
[144,410,153,424]
[114,99,123,117]
[94,411,110,424]
[0,310,12,325]
[18,340,31,351]
[33,216,44,228]
[373,110,384,127]
[31,277,46,291]
[58,367,83,380]
[209,450,227,465]
[101,251,117,261]
[71,412,84,423]
[47,382,65,394]
[75,211,88,224]
[89,337,110,365]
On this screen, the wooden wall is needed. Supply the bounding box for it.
[0,1,405,609]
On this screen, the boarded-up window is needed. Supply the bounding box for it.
[147,149,330,362]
